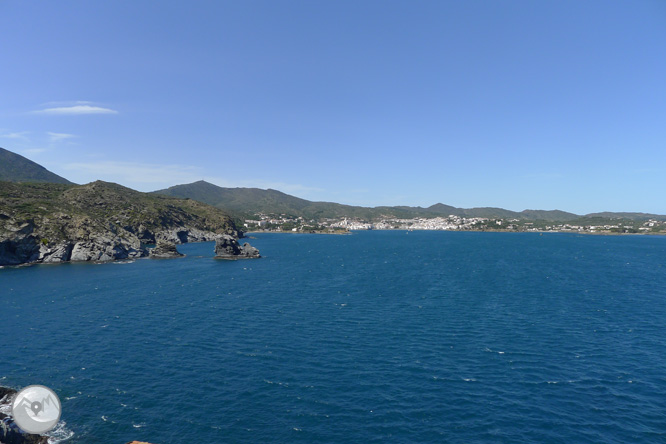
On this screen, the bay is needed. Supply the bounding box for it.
[2,231,666,443]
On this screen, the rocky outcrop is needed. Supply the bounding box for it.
[69,242,145,262]
[0,387,49,444]
[149,240,183,258]
[38,242,73,263]
[154,227,221,244]
[214,235,261,259]
[0,216,148,265]
[239,242,260,258]
[0,221,40,265]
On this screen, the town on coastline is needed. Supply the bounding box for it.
[244,214,666,235]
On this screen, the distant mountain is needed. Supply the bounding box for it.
[154,180,404,220]
[0,147,73,184]
[584,212,666,221]
[153,181,594,222]
[154,180,314,215]
[519,209,580,222]
[392,204,578,221]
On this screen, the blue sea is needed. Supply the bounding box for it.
[2,231,666,443]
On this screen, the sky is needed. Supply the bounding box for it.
[1,1,665,214]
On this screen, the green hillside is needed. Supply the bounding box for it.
[154,180,407,220]
[0,147,73,184]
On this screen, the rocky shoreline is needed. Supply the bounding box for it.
[0,225,261,266]
[0,231,261,266]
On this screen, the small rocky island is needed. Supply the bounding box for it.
[0,181,259,266]
[214,235,261,259]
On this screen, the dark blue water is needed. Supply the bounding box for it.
[2,231,666,443]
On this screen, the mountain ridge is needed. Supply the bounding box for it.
[155,180,666,222]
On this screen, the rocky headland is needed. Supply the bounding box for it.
[0,181,259,266]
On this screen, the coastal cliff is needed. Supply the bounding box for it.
[0,181,252,266]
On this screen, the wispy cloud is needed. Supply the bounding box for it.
[47,132,77,142]
[62,161,202,186]
[0,131,30,141]
[34,105,118,115]
[59,160,323,197]
[22,148,47,155]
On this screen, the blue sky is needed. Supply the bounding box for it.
[1,1,665,214]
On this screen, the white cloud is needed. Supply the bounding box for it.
[0,131,30,141]
[34,105,118,115]
[47,132,77,142]
[40,101,93,107]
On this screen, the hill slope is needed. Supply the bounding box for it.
[0,147,73,184]
[154,181,410,220]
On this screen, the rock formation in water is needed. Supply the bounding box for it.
[0,181,240,266]
[214,235,261,259]
[149,240,184,258]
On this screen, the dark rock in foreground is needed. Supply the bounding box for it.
[149,240,183,258]
[214,235,261,259]
[0,387,49,444]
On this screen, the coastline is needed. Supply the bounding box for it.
[244,228,665,237]
[0,237,260,268]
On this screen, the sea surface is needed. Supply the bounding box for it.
[2,231,666,443]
